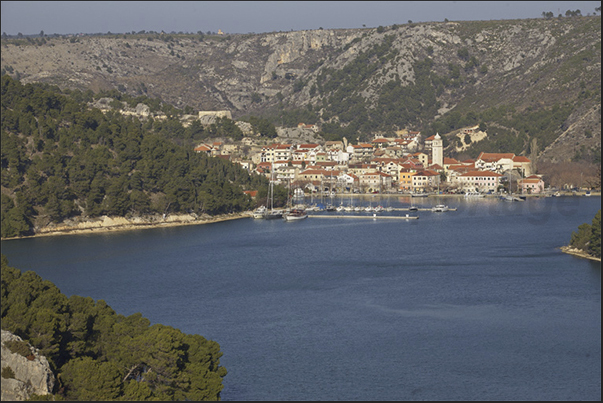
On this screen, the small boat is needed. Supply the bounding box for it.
[283,209,308,221]
[409,206,418,212]
[432,204,449,212]
[411,193,429,198]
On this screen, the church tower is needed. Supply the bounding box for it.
[432,133,443,167]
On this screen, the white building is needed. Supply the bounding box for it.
[431,133,443,168]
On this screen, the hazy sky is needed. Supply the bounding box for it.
[1,1,601,36]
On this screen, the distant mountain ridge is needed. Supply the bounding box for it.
[1,16,600,162]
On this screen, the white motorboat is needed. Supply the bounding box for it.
[252,205,267,219]
[432,204,449,212]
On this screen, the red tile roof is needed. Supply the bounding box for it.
[477,152,515,162]
[513,156,531,162]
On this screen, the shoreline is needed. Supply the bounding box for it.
[559,246,601,262]
[1,212,253,241]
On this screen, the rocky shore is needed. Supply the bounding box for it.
[1,212,252,241]
[559,245,601,262]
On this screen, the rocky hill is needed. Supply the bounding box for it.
[1,330,55,401]
[1,16,600,162]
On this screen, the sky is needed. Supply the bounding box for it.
[1,1,601,36]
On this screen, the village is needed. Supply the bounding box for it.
[193,120,541,197]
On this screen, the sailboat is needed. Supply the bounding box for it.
[265,162,283,219]
[344,191,354,211]
[409,194,418,211]
[283,177,307,221]
[500,171,524,202]
[283,208,308,221]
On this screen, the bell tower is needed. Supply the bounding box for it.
[432,133,443,167]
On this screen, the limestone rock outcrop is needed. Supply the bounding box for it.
[1,330,55,401]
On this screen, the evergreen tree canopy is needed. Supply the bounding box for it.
[1,75,269,238]
[1,255,227,400]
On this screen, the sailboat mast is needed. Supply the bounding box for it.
[270,161,274,211]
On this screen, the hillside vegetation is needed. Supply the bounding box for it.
[1,255,227,400]
[1,16,600,162]
[1,75,275,238]
[568,209,601,259]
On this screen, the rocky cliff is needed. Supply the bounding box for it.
[1,17,600,162]
[1,330,55,401]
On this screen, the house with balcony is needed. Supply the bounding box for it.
[274,144,293,161]
[275,164,299,183]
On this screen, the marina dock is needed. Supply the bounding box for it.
[308,214,419,220]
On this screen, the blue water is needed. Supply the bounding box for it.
[2,196,600,401]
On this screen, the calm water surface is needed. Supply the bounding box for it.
[2,196,600,401]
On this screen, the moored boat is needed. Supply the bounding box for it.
[252,205,267,219]
[264,209,284,219]
[283,209,308,221]
[432,204,449,212]
[464,191,485,198]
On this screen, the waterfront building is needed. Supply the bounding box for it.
[518,175,545,194]
[412,169,441,192]
[455,170,503,193]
